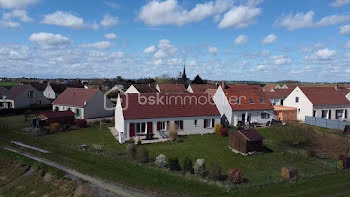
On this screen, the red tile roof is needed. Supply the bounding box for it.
[38,110,75,119]
[223,85,273,111]
[6,85,31,99]
[52,88,98,107]
[299,86,350,106]
[264,89,294,99]
[133,84,158,93]
[239,129,264,142]
[204,88,217,97]
[263,84,279,92]
[190,84,218,93]
[0,87,8,97]
[157,84,187,93]
[120,93,220,120]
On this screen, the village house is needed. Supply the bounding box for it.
[125,84,158,94]
[52,88,114,119]
[186,84,218,93]
[114,93,221,143]
[156,84,187,93]
[43,83,68,100]
[0,85,50,109]
[213,85,274,126]
[262,84,282,92]
[283,86,350,121]
[264,88,294,106]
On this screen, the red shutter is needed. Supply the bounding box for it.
[204,119,207,128]
[157,121,161,131]
[147,122,153,134]
[212,119,215,127]
[129,123,135,137]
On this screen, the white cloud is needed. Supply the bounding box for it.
[340,25,350,35]
[271,55,291,66]
[208,46,218,54]
[276,11,314,30]
[234,34,248,44]
[41,11,85,28]
[345,41,350,48]
[256,65,266,71]
[330,0,350,7]
[0,20,20,28]
[307,48,337,60]
[138,0,233,26]
[29,32,70,47]
[144,45,156,54]
[2,9,33,22]
[80,41,111,49]
[100,14,119,27]
[316,14,350,26]
[261,34,277,44]
[0,0,38,9]
[313,42,325,49]
[218,5,261,28]
[104,1,120,9]
[104,33,117,40]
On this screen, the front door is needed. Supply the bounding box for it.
[242,114,246,125]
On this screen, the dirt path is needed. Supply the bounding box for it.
[1,146,153,197]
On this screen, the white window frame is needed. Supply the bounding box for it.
[261,112,270,119]
[175,120,183,130]
[204,119,214,128]
[336,110,344,119]
[194,119,198,127]
[135,122,147,134]
[159,121,166,131]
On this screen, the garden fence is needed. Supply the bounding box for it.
[305,116,350,130]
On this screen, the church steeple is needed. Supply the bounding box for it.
[182,64,187,80]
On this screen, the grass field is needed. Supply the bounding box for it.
[0,81,18,89]
[1,115,350,196]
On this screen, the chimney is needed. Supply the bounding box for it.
[221,81,227,89]
[335,84,339,91]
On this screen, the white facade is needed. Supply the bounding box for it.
[53,90,114,120]
[125,85,140,94]
[269,98,284,106]
[284,87,350,121]
[346,92,350,102]
[186,85,194,93]
[43,84,57,99]
[213,86,273,126]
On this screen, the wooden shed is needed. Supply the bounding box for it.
[229,129,264,154]
[273,105,297,123]
[37,110,75,124]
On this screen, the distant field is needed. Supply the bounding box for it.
[0,81,18,89]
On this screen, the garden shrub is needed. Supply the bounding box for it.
[129,137,135,144]
[75,119,87,128]
[168,157,181,171]
[208,163,222,181]
[126,144,137,159]
[89,120,100,127]
[49,123,61,133]
[277,124,315,148]
[337,160,344,170]
[155,154,167,168]
[136,147,149,163]
[228,168,244,184]
[218,127,228,137]
[101,118,112,124]
[183,157,193,174]
[137,137,142,145]
[215,124,223,134]
[194,159,206,177]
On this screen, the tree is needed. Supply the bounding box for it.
[192,74,204,84]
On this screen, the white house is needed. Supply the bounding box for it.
[213,85,274,126]
[52,88,114,119]
[0,85,50,109]
[125,84,158,94]
[347,92,350,102]
[115,93,221,143]
[264,89,294,106]
[43,83,67,100]
[283,86,350,121]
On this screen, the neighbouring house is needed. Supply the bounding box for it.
[347,92,350,102]
[213,85,274,126]
[264,89,294,106]
[0,87,8,98]
[115,93,221,143]
[156,84,187,93]
[26,82,47,95]
[229,129,264,154]
[0,85,50,109]
[37,110,75,124]
[43,83,67,100]
[187,84,218,93]
[52,88,114,119]
[284,86,350,121]
[125,84,158,94]
[204,88,217,97]
[84,85,110,93]
[263,84,282,92]
[273,105,297,123]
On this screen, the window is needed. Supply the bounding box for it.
[346,109,348,119]
[28,91,34,98]
[136,123,147,134]
[249,98,254,104]
[261,113,270,119]
[313,110,316,117]
[157,121,166,131]
[236,99,240,104]
[194,119,198,127]
[328,110,332,119]
[260,99,264,103]
[76,108,81,117]
[298,109,301,114]
[322,110,328,118]
[295,97,299,103]
[204,119,215,128]
[175,120,183,130]
[336,110,344,119]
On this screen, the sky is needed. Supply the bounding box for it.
[0,0,350,82]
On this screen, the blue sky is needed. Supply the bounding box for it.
[1,0,350,82]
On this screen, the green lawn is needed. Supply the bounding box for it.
[0,115,349,196]
[0,81,18,89]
